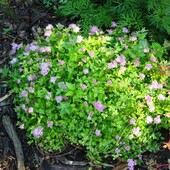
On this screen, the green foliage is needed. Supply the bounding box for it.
[41,0,170,42]
[7,23,170,166]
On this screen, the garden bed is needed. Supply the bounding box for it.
[0,0,170,170]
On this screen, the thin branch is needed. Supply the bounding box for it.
[2,115,25,170]
[0,93,11,103]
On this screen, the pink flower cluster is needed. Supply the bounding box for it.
[47,121,53,127]
[133,58,140,67]
[44,24,53,37]
[146,115,161,124]
[32,126,43,138]
[10,42,23,54]
[149,80,163,90]
[93,101,106,112]
[127,159,136,170]
[23,42,51,56]
[108,55,126,69]
[145,64,152,70]
[145,95,155,112]
[40,62,52,76]
[69,24,80,33]
[89,26,99,35]
[132,127,141,136]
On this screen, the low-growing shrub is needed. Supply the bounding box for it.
[7,23,170,168]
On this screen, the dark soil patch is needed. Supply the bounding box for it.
[0,1,170,170]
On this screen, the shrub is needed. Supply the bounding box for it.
[42,0,170,42]
[7,23,170,167]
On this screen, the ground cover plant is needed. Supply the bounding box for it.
[5,23,170,169]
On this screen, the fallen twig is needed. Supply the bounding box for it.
[2,115,25,170]
[0,93,11,103]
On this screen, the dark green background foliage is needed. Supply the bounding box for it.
[42,0,170,43]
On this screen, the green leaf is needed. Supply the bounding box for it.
[66,82,75,90]
[65,91,74,96]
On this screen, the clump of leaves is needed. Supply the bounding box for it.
[6,23,170,167]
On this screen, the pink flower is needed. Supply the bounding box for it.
[95,130,101,136]
[93,101,106,112]
[146,116,153,124]
[39,47,46,53]
[81,84,87,90]
[10,58,18,64]
[30,82,35,86]
[130,118,136,125]
[150,56,157,62]
[123,27,128,33]
[46,92,52,100]
[44,30,52,37]
[50,77,57,83]
[17,79,21,84]
[55,96,63,103]
[133,59,140,67]
[124,146,130,151]
[130,36,137,41]
[58,82,67,89]
[157,84,163,89]
[58,60,65,65]
[83,69,89,74]
[23,51,30,56]
[144,49,149,53]
[44,46,51,53]
[115,135,121,140]
[129,134,134,140]
[19,68,23,72]
[19,124,24,129]
[111,21,117,27]
[32,126,43,138]
[21,104,27,111]
[77,35,83,43]
[108,61,117,69]
[90,26,99,35]
[118,37,124,42]
[27,75,33,81]
[28,107,34,113]
[137,155,142,160]
[145,64,152,70]
[149,80,158,90]
[158,94,165,100]
[139,73,145,79]
[127,159,136,170]
[21,90,28,97]
[47,121,53,127]
[168,90,170,94]
[107,29,113,34]
[69,24,80,33]
[119,55,126,66]
[41,68,49,76]
[29,87,34,93]
[107,80,112,86]
[45,24,53,30]
[40,62,52,76]
[149,104,155,112]
[115,148,120,154]
[132,127,141,136]
[88,51,94,57]
[154,115,161,124]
